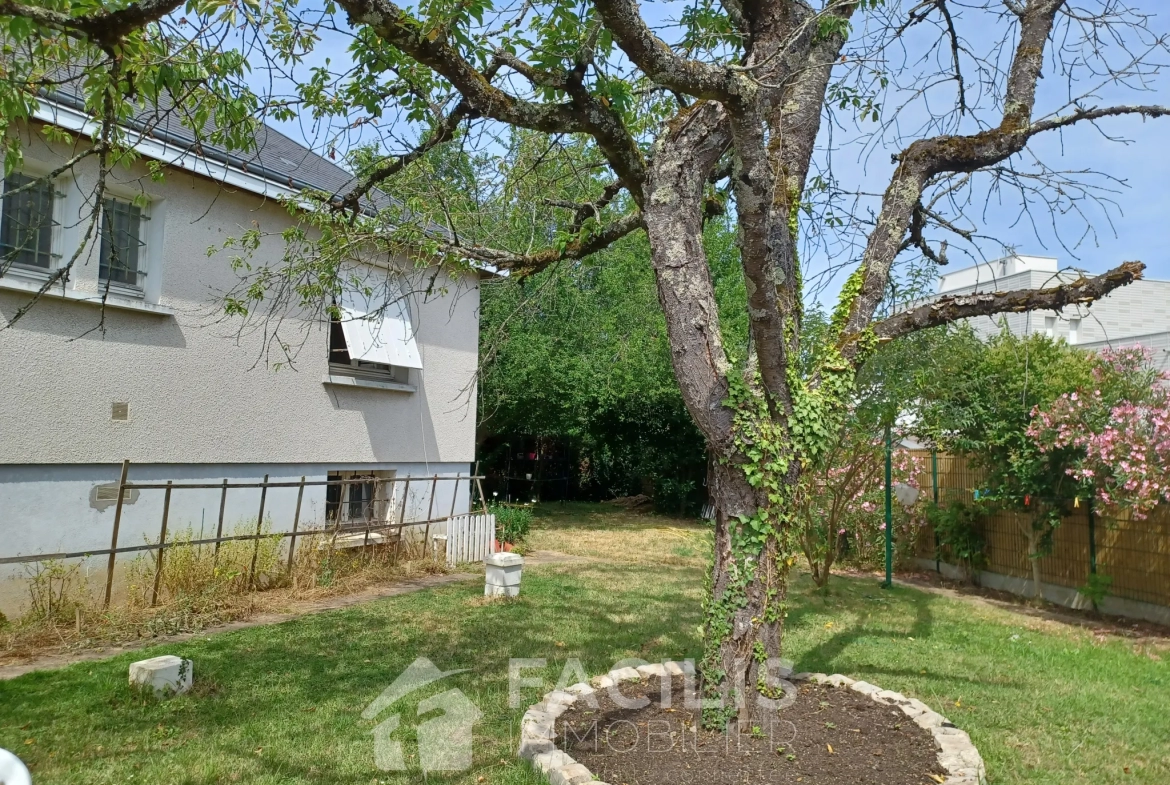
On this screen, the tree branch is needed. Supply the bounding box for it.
[592,0,733,99]
[0,0,183,47]
[869,260,1145,345]
[337,99,476,213]
[1027,104,1170,135]
[336,0,584,135]
[450,210,645,275]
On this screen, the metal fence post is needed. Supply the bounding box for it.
[103,459,131,608]
[287,476,305,573]
[932,448,941,573]
[883,423,893,589]
[213,478,228,560]
[151,481,173,606]
[250,475,269,587]
[1088,495,1098,576]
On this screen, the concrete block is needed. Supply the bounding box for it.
[663,661,686,677]
[637,663,667,678]
[485,553,523,596]
[848,680,880,696]
[609,667,641,682]
[129,655,192,697]
[550,763,593,785]
[874,689,908,705]
[544,689,577,706]
[532,750,574,774]
[518,735,555,758]
[914,709,947,730]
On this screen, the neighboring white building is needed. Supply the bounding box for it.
[0,97,482,611]
[935,254,1170,372]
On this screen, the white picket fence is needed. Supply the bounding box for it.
[445,513,496,566]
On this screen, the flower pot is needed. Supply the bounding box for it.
[494,539,515,553]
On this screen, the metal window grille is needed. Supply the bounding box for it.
[0,173,57,270]
[348,480,376,521]
[99,198,147,287]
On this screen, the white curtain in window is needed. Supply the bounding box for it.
[338,277,423,369]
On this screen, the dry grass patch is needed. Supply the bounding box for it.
[524,502,711,566]
[0,531,450,665]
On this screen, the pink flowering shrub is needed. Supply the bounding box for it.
[798,425,929,586]
[1028,346,1170,518]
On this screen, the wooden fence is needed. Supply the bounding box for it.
[444,513,498,566]
[909,451,1170,610]
[0,460,494,608]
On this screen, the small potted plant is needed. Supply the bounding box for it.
[492,504,532,552]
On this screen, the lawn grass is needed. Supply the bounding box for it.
[1,504,1166,785]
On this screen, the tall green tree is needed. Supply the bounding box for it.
[3,0,1162,722]
[478,231,706,506]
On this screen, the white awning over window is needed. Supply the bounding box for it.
[337,280,423,369]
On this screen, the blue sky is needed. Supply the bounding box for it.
[255,1,1170,303]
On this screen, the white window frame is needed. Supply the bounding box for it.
[322,272,422,392]
[0,159,69,283]
[1044,316,1056,338]
[95,183,166,303]
[1068,318,1081,345]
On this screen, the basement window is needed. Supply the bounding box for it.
[325,471,398,524]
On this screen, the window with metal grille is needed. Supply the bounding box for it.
[1,173,56,270]
[348,480,376,521]
[99,197,147,288]
[325,472,384,523]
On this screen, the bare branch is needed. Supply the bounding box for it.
[1027,104,1170,135]
[869,260,1145,345]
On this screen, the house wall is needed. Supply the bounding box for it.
[0,132,480,466]
[0,129,482,609]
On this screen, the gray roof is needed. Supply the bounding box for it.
[45,80,392,212]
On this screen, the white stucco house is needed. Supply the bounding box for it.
[0,93,483,609]
[934,254,1170,372]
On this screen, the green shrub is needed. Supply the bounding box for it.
[1081,572,1113,609]
[927,499,986,574]
[491,504,533,544]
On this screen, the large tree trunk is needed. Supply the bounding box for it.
[700,459,792,727]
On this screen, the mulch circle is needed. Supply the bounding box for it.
[556,676,948,785]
